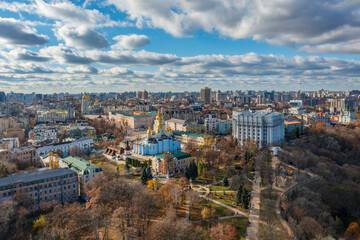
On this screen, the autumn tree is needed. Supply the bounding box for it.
[345,222,360,239]
[210,223,239,240]
[147,179,159,190]
[149,211,204,240]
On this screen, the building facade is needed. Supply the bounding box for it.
[109,111,156,129]
[60,156,102,197]
[232,110,285,147]
[200,87,211,103]
[0,168,79,205]
[152,150,192,177]
[0,117,9,134]
[205,117,232,135]
[29,124,59,141]
[36,137,93,160]
[36,108,75,123]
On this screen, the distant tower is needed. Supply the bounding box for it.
[201,87,211,103]
[81,92,89,115]
[142,90,148,100]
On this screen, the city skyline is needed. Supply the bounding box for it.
[0,0,360,93]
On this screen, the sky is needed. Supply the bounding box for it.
[0,0,360,93]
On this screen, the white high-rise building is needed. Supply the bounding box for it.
[81,92,89,115]
[232,110,285,147]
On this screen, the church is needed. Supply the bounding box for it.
[339,104,354,124]
[133,109,181,155]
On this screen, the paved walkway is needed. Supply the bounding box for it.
[199,194,248,217]
[246,171,261,240]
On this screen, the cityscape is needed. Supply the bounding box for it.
[0,1,360,240]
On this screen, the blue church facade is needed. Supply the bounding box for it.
[133,110,181,155]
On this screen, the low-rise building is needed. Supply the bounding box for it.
[152,150,192,177]
[165,118,186,131]
[109,111,156,129]
[172,131,206,147]
[9,147,37,165]
[66,125,95,139]
[36,137,93,160]
[103,142,131,161]
[60,156,102,197]
[205,117,232,135]
[29,124,59,141]
[36,108,75,123]
[0,168,79,205]
[0,117,9,134]
[0,137,20,149]
[285,121,302,137]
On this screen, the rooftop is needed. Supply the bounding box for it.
[111,110,156,118]
[0,168,76,188]
[155,150,191,160]
[172,130,205,138]
[62,156,102,174]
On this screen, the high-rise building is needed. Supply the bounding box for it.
[142,90,148,100]
[200,87,211,103]
[0,91,5,102]
[81,92,89,115]
[136,91,142,99]
[216,90,221,102]
[232,110,285,147]
[257,95,264,104]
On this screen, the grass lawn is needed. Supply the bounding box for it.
[210,192,249,214]
[210,185,230,191]
[215,168,226,180]
[189,199,233,221]
[221,217,248,240]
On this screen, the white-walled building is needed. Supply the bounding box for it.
[29,124,59,141]
[232,110,285,147]
[36,137,93,161]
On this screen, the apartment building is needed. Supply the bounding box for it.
[0,168,79,205]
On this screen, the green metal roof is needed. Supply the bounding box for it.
[155,150,191,160]
[172,130,205,138]
[62,156,102,175]
[110,111,156,118]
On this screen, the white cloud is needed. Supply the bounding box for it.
[112,34,150,49]
[0,18,48,47]
[56,25,109,49]
[107,0,360,53]
[34,0,105,26]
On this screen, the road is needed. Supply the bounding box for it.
[245,171,261,240]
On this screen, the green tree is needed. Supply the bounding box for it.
[241,190,250,209]
[184,167,191,180]
[141,167,152,184]
[296,127,300,138]
[222,176,229,187]
[235,185,243,206]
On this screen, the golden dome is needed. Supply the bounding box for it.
[156,128,161,134]
[156,109,163,121]
[147,126,153,135]
[157,123,164,130]
[82,92,88,100]
[166,126,172,133]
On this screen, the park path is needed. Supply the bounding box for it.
[245,171,261,240]
[199,194,248,217]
